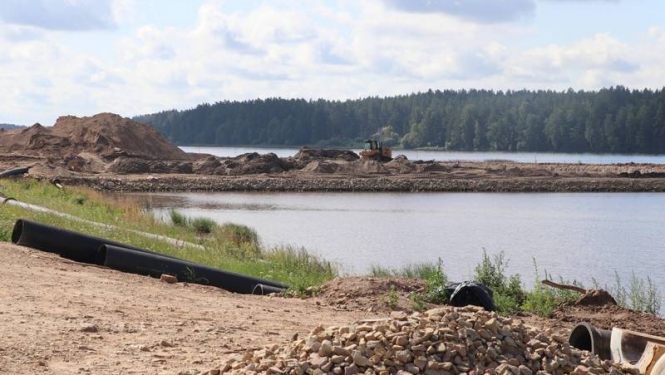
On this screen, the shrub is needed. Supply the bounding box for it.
[473,250,524,315]
[216,223,259,246]
[424,258,450,304]
[191,217,216,234]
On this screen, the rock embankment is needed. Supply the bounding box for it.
[54,174,665,193]
[218,305,628,375]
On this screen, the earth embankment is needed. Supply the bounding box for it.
[1,112,665,192]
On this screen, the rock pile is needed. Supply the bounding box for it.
[218,306,628,375]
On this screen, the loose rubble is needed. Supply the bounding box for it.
[218,306,629,375]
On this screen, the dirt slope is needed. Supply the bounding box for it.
[0,113,187,163]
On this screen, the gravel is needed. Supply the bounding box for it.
[216,306,630,375]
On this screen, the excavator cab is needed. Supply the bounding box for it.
[360,139,392,161]
[363,140,378,151]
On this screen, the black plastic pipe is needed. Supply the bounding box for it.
[0,167,31,178]
[568,322,612,360]
[101,244,287,294]
[11,219,156,265]
[11,219,288,294]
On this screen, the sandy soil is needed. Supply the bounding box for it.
[0,243,380,374]
[3,241,665,374]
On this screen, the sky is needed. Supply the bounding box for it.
[1,0,664,126]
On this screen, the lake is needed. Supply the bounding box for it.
[131,191,665,300]
[180,146,665,164]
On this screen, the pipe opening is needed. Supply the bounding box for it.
[569,323,612,360]
[619,331,650,365]
[11,219,24,244]
[569,324,593,351]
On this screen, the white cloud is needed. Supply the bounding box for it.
[0,0,127,31]
[379,0,536,23]
[0,0,664,126]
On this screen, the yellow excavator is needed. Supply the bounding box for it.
[359,139,392,161]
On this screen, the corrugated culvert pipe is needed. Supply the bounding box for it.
[568,322,612,360]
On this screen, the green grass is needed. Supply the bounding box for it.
[371,250,661,317]
[190,217,216,234]
[369,262,441,280]
[169,209,188,226]
[593,271,662,315]
[473,250,525,315]
[383,285,398,309]
[0,179,336,291]
[2,179,660,315]
[521,259,582,317]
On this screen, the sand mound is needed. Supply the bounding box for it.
[0,113,187,161]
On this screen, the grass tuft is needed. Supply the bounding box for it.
[190,217,216,234]
[169,209,188,226]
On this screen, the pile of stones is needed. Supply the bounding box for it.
[218,306,630,375]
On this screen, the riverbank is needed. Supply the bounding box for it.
[28,165,665,193]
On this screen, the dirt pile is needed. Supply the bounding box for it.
[221,305,629,375]
[553,296,665,337]
[316,277,430,313]
[0,113,187,168]
[295,147,359,162]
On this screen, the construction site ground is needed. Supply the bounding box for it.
[2,242,665,374]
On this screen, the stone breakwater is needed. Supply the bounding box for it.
[217,306,630,375]
[56,175,665,193]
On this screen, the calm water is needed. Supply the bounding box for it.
[180,146,665,164]
[133,191,665,296]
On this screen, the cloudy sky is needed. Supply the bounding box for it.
[1,0,664,126]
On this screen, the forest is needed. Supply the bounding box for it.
[134,86,665,154]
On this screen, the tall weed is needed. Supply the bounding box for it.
[473,250,523,315]
[521,259,581,317]
[606,271,661,315]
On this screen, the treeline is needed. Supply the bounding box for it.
[134,86,665,154]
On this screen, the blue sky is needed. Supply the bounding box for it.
[1,0,664,126]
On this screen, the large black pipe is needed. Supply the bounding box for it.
[11,219,159,265]
[11,219,288,294]
[101,244,287,294]
[0,166,30,178]
[569,322,612,360]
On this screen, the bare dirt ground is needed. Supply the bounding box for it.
[0,243,381,374]
[3,242,665,374]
